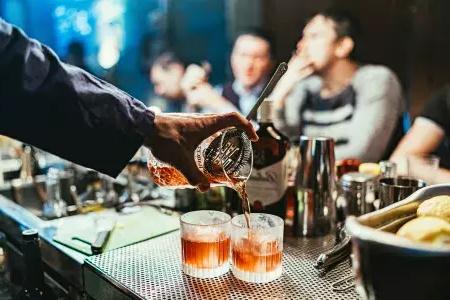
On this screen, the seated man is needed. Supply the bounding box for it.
[271,9,405,162]
[391,85,450,184]
[149,52,188,112]
[180,30,274,116]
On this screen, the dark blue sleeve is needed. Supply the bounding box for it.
[0,18,154,177]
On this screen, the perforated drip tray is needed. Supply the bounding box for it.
[84,231,358,300]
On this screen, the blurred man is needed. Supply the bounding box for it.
[150,52,187,112]
[391,85,450,183]
[181,30,274,116]
[271,9,405,162]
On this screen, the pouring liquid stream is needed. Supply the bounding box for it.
[234,181,251,229]
[234,61,287,231]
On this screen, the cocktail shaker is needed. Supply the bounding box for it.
[337,172,377,219]
[293,136,336,237]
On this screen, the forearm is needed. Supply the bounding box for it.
[0,19,153,176]
[404,161,450,185]
[270,75,301,109]
[206,92,239,113]
[270,54,313,108]
[391,117,445,160]
[272,80,308,139]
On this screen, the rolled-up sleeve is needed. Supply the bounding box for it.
[0,19,154,177]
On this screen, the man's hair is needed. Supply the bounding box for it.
[233,28,276,58]
[317,9,362,61]
[152,51,185,70]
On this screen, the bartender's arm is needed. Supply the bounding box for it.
[0,19,257,190]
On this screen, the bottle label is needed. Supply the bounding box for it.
[246,155,289,207]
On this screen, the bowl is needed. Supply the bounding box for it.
[346,184,450,300]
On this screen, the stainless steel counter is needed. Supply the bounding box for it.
[85,230,358,300]
[0,193,358,299]
[0,193,180,299]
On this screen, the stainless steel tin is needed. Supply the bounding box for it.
[379,177,426,208]
[346,184,450,300]
[294,136,336,237]
[338,172,377,217]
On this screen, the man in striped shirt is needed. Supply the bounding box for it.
[272,9,405,162]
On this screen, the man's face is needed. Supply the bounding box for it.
[230,35,273,89]
[150,64,185,100]
[297,15,340,73]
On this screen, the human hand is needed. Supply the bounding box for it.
[270,52,313,110]
[144,112,258,191]
[184,83,232,112]
[285,51,314,81]
[180,63,210,93]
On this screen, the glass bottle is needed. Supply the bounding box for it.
[246,99,290,218]
[17,230,54,300]
[42,169,67,219]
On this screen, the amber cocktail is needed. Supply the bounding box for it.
[180,210,231,278]
[231,213,284,283]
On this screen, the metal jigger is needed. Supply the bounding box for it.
[293,136,336,237]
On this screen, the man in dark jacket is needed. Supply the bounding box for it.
[0,19,257,191]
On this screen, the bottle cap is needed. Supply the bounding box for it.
[257,99,272,123]
[359,163,381,176]
[22,229,39,241]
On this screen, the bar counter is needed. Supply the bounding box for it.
[0,194,357,299]
[84,231,357,299]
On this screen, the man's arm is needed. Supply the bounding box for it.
[272,76,321,140]
[180,64,239,113]
[185,83,239,113]
[391,117,445,159]
[390,114,450,185]
[0,19,154,177]
[270,53,314,139]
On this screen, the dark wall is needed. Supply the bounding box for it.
[167,0,228,85]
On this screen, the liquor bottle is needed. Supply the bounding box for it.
[17,229,54,300]
[246,99,290,218]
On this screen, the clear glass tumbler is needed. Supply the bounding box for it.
[231,213,284,283]
[180,210,231,278]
